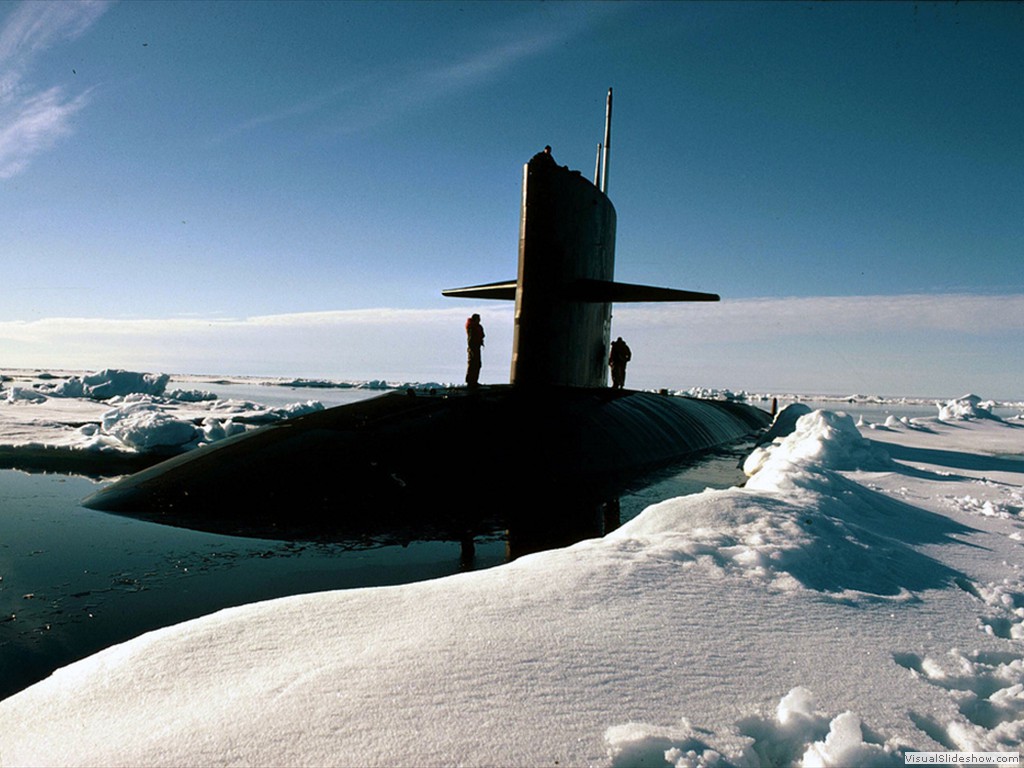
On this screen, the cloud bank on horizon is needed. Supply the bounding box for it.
[3,292,1021,400]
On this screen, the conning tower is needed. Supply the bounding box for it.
[443,88,719,388]
[79,88,771,538]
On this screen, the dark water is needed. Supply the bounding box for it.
[0,443,749,701]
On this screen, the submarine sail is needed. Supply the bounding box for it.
[83,90,769,543]
[443,89,718,389]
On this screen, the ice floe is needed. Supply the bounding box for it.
[0,369,328,461]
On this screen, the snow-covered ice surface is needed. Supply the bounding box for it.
[2,368,1020,466]
[0,369,377,468]
[1,396,1022,766]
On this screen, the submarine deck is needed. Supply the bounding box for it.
[83,385,770,541]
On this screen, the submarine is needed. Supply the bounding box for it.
[83,90,770,544]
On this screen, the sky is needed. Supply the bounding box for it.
[1,0,1022,398]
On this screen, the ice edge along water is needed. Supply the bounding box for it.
[0,380,1021,766]
[1,368,1021,461]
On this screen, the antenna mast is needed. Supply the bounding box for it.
[600,87,612,194]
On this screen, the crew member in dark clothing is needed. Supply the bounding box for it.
[531,145,556,166]
[608,336,631,389]
[465,313,485,387]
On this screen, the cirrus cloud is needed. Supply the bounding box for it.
[0,0,109,178]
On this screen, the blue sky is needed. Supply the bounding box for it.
[1,1,1022,398]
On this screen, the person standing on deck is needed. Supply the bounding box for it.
[608,336,631,389]
[465,314,485,388]
[531,145,556,166]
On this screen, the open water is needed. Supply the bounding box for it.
[0,379,752,700]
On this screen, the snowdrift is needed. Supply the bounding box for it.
[1,408,1021,766]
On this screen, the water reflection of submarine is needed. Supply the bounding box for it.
[83,89,770,538]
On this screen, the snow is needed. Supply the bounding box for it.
[0,369,329,458]
[278,377,447,391]
[38,369,171,400]
[0,369,463,460]
[938,394,1003,422]
[2,369,1022,464]
[0,385,1022,766]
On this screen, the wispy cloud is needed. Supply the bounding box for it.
[228,6,622,138]
[0,84,91,178]
[218,77,374,141]
[417,32,563,93]
[230,38,562,139]
[0,0,109,178]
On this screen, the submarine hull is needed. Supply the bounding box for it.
[83,387,769,542]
